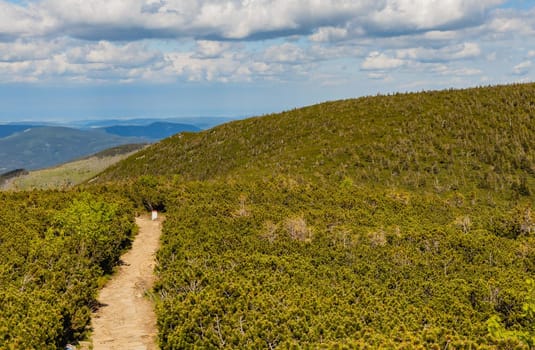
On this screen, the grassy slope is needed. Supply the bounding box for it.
[97,84,535,349]
[0,126,145,172]
[3,144,147,191]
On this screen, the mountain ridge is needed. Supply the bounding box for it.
[101,122,200,140]
[0,126,146,172]
[97,83,535,195]
[0,120,206,172]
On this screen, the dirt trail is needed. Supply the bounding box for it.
[90,216,162,350]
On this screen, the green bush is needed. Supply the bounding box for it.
[0,190,135,348]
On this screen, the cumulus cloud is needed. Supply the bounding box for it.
[364,0,504,35]
[0,0,365,41]
[0,39,66,62]
[263,43,307,64]
[0,0,508,42]
[396,43,481,62]
[310,26,350,43]
[512,60,532,75]
[361,52,405,70]
[76,41,162,67]
[432,65,482,76]
[486,7,535,35]
[194,41,233,59]
[0,39,169,83]
[0,1,54,40]
[0,0,533,87]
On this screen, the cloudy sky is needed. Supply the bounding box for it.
[0,0,534,121]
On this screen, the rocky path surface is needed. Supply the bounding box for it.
[90,216,161,350]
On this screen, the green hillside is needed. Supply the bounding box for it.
[95,84,534,348]
[1,144,147,191]
[1,84,534,348]
[0,126,146,172]
[98,84,534,195]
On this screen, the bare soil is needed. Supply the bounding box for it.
[90,216,161,350]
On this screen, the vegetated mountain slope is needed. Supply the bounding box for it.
[96,84,534,348]
[0,126,145,172]
[0,190,135,349]
[0,124,42,138]
[101,122,200,140]
[1,143,147,191]
[99,84,534,194]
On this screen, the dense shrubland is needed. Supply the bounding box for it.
[1,83,534,348]
[95,84,535,348]
[149,178,533,349]
[0,190,135,349]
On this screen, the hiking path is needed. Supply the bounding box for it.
[89,216,161,350]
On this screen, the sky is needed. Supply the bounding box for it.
[0,0,534,122]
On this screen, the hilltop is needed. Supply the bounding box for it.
[99,83,534,194]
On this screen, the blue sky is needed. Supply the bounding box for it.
[0,0,534,122]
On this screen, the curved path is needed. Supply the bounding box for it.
[90,216,161,350]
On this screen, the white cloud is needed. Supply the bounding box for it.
[310,27,349,42]
[165,51,252,82]
[422,30,459,40]
[0,39,65,62]
[361,52,405,70]
[0,0,508,42]
[263,43,307,64]
[76,41,162,67]
[0,0,368,41]
[0,0,533,88]
[486,8,535,35]
[194,41,233,59]
[0,2,55,39]
[512,60,532,75]
[450,68,482,76]
[367,72,390,80]
[366,0,504,33]
[396,43,481,62]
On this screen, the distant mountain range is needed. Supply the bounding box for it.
[0,125,35,138]
[0,126,146,172]
[0,120,206,172]
[101,122,200,139]
[70,116,235,130]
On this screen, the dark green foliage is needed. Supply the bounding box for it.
[150,178,533,349]
[0,190,135,349]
